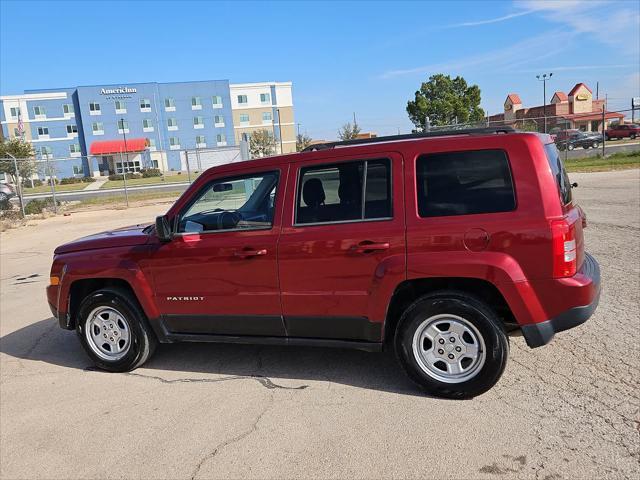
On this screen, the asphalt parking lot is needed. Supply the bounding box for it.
[1,169,638,480]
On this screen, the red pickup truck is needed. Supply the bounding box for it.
[605,124,639,140]
[47,127,601,398]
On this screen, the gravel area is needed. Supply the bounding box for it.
[1,169,638,479]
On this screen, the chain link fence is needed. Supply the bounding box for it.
[0,143,249,219]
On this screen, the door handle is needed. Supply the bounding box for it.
[235,248,267,258]
[353,241,390,254]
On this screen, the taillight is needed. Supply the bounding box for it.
[551,219,577,278]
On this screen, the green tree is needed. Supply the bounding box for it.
[337,121,361,141]
[0,138,37,180]
[296,132,313,152]
[249,129,276,158]
[406,74,485,129]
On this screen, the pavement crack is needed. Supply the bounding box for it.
[190,394,274,480]
[84,367,308,391]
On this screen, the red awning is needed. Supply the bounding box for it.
[90,138,148,155]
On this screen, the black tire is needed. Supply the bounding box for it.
[631,134,637,140]
[76,288,157,372]
[567,144,575,151]
[395,291,508,399]
[0,192,8,202]
[592,141,599,148]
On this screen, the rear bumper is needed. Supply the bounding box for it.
[521,253,601,348]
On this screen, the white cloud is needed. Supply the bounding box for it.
[446,10,535,27]
[380,30,575,79]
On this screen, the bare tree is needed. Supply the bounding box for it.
[249,129,276,158]
[296,132,313,152]
[337,121,361,141]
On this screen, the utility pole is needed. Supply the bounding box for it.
[536,72,553,133]
[596,82,599,100]
[296,123,301,137]
[353,112,357,126]
[602,105,606,157]
[120,118,130,207]
[277,108,284,154]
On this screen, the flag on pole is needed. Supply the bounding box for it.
[17,110,25,140]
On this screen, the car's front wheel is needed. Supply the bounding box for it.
[76,288,157,372]
[567,144,575,150]
[395,292,509,399]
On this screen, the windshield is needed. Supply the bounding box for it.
[544,143,572,205]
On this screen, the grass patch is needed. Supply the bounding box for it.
[102,173,196,189]
[565,153,640,172]
[70,190,182,209]
[22,183,88,194]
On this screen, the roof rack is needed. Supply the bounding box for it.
[301,126,516,152]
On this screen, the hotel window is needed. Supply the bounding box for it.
[92,122,104,134]
[89,102,101,114]
[37,126,49,136]
[169,137,180,149]
[66,125,78,134]
[33,106,46,117]
[262,112,272,123]
[167,118,178,130]
[239,113,250,124]
[63,104,74,115]
[140,98,151,110]
[212,95,223,108]
[39,146,53,156]
[193,116,204,128]
[69,144,81,154]
[237,95,248,104]
[143,119,154,131]
[117,119,129,132]
[73,165,83,175]
[115,100,127,113]
[10,107,20,118]
[164,98,175,110]
[216,133,226,145]
[148,138,156,150]
[260,93,270,104]
[214,115,224,126]
[192,96,202,109]
[196,135,206,147]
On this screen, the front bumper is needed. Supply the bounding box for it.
[521,253,601,348]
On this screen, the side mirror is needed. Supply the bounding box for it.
[155,215,172,242]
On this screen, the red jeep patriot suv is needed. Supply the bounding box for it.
[47,127,601,398]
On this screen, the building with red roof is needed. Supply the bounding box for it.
[489,83,623,133]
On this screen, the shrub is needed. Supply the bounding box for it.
[0,198,12,211]
[108,173,142,181]
[81,176,96,183]
[23,179,44,188]
[59,177,83,185]
[24,198,60,215]
[140,168,162,178]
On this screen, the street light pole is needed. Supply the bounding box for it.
[536,72,553,133]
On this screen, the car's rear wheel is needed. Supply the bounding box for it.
[567,144,575,150]
[592,141,599,148]
[631,134,637,140]
[395,292,508,399]
[76,288,157,372]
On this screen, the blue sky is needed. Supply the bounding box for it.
[1,0,638,139]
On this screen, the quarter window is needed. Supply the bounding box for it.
[416,149,516,217]
[296,158,392,225]
[178,171,279,233]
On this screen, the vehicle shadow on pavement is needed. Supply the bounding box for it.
[0,317,425,397]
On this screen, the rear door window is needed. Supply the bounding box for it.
[416,149,516,217]
[295,158,392,225]
[544,143,572,205]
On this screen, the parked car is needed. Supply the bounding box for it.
[605,124,640,140]
[47,127,601,399]
[0,183,16,203]
[557,131,602,150]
